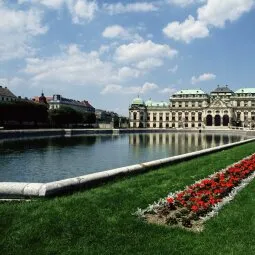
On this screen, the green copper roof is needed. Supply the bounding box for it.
[131,97,144,105]
[174,89,206,95]
[235,88,255,94]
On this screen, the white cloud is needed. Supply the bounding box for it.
[135,58,163,70]
[168,64,178,73]
[103,2,158,15]
[163,0,254,43]
[140,82,159,93]
[163,15,209,43]
[101,82,158,95]
[0,3,48,61]
[22,44,142,88]
[115,40,178,64]
[197,0,254,28]
[166,0,205,8]
[158,87,177,94]
[102,25,142,42]
[19,0,98,23]
[118,67,141,79]
[18,0,65,9]
[67,0,98,23]
[191,72,216,84]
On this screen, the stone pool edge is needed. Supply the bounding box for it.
[1,137,255,198]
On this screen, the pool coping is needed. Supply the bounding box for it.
[1,137,255,197]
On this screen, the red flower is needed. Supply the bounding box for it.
[191,205,199,212]
[167,197,174,204]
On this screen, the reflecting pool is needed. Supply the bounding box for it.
[0,132,247,182]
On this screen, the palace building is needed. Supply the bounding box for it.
[129,86,255,129]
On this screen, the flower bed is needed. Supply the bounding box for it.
[135,154,255,232]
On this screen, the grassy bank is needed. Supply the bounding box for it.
[1,142,255,255]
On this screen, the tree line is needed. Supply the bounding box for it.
[0,100,96,128]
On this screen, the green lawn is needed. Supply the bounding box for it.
[1,142,255,255]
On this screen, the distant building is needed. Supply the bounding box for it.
[49,94,95,113]
[0,86,17,102]
[129,85,255,129]
[33,93,52,104]
[95,109,118,122]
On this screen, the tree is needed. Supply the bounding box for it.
[83,112,96,124]
[0,100,48,126]
[49,106,83,127]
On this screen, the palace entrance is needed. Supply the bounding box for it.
[215,115,221,126]
[223,115,229,126]
[206,115,213,126]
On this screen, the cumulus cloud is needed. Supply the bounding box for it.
[115,40,177,64]
[166,0,205,8]
[197,0,254,28]
[22,44,142,88]
[18,0,65,9]
[67,0,98,24]
[135,58,164,70]
[163,0,254,43]
[163,15,209,43]
[158,87,177,94]
[168,65,178,73]
[101,82,158,95]
[0,3,48,61]
[103,2,158,15]
[19,0,98,23]
[102,25,142,42]
[191,72,216,84]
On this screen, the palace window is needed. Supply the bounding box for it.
[252,112,255,121]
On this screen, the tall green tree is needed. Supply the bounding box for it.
[0,100,48,125]
[49,106,83,127]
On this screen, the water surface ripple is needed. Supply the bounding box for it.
[0,133,247,182]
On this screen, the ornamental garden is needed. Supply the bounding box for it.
[136,153,255,232]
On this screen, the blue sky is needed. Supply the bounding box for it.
[0,0,255,116]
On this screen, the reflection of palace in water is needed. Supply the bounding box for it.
[129,86,255,129]
[129,133,244,155]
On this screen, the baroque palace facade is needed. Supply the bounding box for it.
[129,86,255,129]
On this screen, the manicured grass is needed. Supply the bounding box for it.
[1,142,255,255]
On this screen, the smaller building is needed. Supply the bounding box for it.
[49,94,95,113]
[95,109,118,122]
[0,86,17,102]
[33,93,52,104]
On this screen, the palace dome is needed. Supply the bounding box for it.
[131,97,144,105]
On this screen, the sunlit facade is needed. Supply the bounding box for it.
[129,86,255,129]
